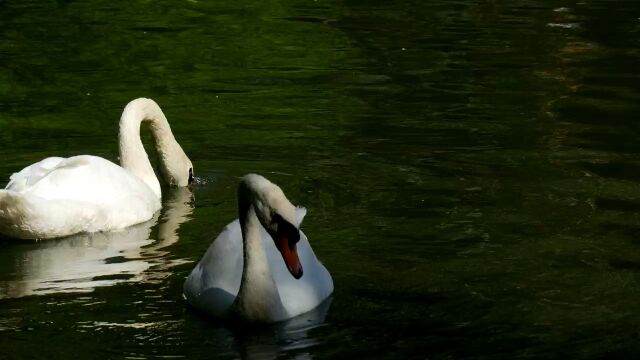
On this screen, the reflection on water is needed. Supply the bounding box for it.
[234,299,332,360]
[186,298,332,360]
[0,187,194,299]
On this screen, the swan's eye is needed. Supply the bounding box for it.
[188,168,194,185]
[269,212,303,279]
[271,213,300,248]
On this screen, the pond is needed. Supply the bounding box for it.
[1,0,640,358]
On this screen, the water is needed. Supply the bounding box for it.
[1,0,640,358]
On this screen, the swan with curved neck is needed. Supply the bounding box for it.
[0,98,193,240]
[184,174,333,322]
[119,98,193,197]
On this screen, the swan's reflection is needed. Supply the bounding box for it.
[187,298,332,360]
[234,298,332,360]
[0,187,194,299]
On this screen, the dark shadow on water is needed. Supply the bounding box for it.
[594,198,640,213]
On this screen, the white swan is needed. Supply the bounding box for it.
[0,98,193,240]
[184,174,333,322]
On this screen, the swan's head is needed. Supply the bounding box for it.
[159,143,194,187]
[239,174,306,279]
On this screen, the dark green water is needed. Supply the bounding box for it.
[1,0,640,358]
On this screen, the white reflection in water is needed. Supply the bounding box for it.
[0,187,194,299]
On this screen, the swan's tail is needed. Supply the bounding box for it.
[0,190,101,240]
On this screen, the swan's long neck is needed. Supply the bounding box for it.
[235,195,287,321]
[119,98,178,198]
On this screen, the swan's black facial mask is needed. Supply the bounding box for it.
[267,213,303,279]
[188,168,194,185]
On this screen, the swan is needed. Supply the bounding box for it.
[0,98,193,240]
[184,174,333,322]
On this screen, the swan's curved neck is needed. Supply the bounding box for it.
[119,98,178,198]
[235,196,287,321]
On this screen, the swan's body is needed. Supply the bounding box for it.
[0,98,193,240]
[0,155,159,239]
[184,174,333,322]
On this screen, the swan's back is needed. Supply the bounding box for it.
[6,157,65,192]
[1,155,160,239]
[8,156,156,205]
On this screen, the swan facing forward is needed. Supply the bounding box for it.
[184,174,333,323]
[0,98,193,240]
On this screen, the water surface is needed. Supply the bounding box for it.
[2,0,640,358]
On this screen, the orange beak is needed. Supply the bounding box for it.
[274,233,303,279]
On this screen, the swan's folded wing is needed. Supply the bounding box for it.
[183,220,244,316]
[20,155,157,206]
[186,220,244,295]
[2,155,160,239]
[6,157,65,192]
